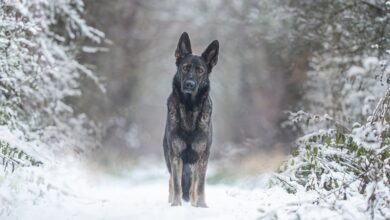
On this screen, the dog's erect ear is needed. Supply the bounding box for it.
[175,32,192,64]
[202,40,219,73]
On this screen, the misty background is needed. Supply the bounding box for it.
[2,0,389,218]
[74,0,301,168]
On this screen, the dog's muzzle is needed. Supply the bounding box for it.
[183,80,196,93]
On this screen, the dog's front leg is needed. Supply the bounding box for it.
[193,155,209,208]
[168,175,173,203]
[171,156,183,206]
[191,139,210,208]
[170,137,185,206]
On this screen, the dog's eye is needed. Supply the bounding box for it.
[197,67,204,74]
[182,65,189,72]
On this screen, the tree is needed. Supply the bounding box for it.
[0,0,104,213]
[268,1,390,219]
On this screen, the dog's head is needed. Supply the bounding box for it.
[174,32,219,97]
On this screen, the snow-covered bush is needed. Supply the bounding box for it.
[265,1,390,219]
[0,0,104,214]
[289,0,390,123]
[273,90,390,219]
[0,0,104,164]
[272,78,389,219]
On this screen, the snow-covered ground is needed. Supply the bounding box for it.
[3,161,371,220]
[2,161,281,220]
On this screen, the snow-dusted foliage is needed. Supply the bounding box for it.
[0,0,104,215]
[293,0,390,123]
[303,54,389,124]
[266,1,390,219]
[273,104,390,219]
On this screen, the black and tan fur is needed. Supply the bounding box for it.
[163,32,219,207]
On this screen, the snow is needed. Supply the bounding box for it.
[3,159,382,220]
[4,163,270,220]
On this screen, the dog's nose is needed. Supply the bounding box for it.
[184,80,195,90]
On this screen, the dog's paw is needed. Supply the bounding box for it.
[192,201,208,208]
[171,200,182,206]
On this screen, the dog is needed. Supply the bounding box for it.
[163,32,219,207]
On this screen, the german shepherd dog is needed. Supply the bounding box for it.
[163,32,219,207]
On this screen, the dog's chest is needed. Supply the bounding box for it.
[179,106,200,131]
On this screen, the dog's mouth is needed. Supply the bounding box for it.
[181,85,196,95]
[182,89,194,95]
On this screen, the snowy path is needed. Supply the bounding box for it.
[9,164,285,220]
[9,163,359,220]
[55,179,265,220]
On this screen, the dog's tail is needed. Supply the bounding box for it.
[182,163,191,202]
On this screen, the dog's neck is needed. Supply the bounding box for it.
[172,84,209,132]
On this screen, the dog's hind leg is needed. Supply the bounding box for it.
[181,163,191,202]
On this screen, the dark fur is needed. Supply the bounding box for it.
[163,32,219,207]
